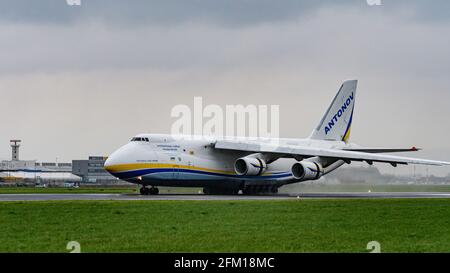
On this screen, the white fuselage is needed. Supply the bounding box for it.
[104,134,347,189]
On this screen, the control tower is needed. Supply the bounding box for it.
[10,140,21,161]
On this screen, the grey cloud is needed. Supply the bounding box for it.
[1,1,450,177]
[1,5,450,76]
[388,0,450,23]
[2,0,448,27]
[0,0,330,26]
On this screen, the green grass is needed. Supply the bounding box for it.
[1,199,450,253]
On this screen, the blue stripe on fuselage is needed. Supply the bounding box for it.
[112,168,292,180]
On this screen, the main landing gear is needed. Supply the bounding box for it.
[140,186,159,195]
[242,185,279,195]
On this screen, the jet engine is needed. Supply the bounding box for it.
[291,161,323,181]
[234,156,267,176]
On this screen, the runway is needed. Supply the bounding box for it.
[1,192,450,201]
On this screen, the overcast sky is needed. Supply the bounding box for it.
[1,0,449,176]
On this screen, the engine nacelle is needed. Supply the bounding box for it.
[235,156,267,176]
[291,161,323,181]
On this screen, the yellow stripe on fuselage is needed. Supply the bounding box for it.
[105,163,236,175]
[104,163,280,176]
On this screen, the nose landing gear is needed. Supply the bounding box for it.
[139,186,159,195]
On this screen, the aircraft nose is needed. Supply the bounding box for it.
[104,148,125,174]
[104,156,113,170]
[104,143,140,174]
[104,155,116,174]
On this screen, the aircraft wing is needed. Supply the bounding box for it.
[214,141,450,166]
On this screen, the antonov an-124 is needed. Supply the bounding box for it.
[104,80,450,195]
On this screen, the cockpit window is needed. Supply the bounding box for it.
[131,137,150,142]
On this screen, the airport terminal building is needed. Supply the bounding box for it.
[73,156,117,183]
[0,140,116,184]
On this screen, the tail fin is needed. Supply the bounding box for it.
[309,80,357,143]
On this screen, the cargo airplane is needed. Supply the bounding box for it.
[104,80,450,195]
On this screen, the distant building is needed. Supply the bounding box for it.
[1,140,117,183]
[72,156,116,183]
[1,160,36,171]
[38,162,72,172]
[0,140,76,182]
[10,140,21,161]
[72,160,88,181]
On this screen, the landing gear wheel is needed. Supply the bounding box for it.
[149,187,159,195]
[270,186,279,194]
[242,186,278,195]
[140,187,149,195]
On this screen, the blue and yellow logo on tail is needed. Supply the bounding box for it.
[342,108,353,143]
[324,92,354,136]
[309,80,357,143]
